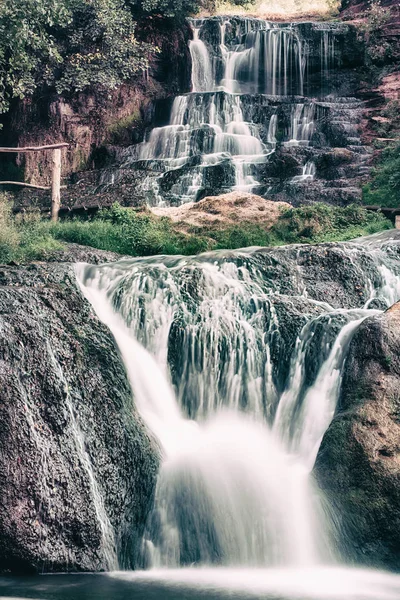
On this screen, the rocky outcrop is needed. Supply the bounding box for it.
[151,192,290,231]
[315,301,400,570]
[0,255,159,573]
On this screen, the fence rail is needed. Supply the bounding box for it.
[0,143,69,221]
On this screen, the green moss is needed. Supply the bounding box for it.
[106,111,141,145]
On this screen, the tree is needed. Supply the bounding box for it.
[0,0,69,115]
[0,0,202,120]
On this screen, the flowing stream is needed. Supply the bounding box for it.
[74,233,400,595]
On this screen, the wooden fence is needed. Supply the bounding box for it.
[0,143,69,221]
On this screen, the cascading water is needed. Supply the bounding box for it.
[114,17,366,207]
[76,233,400,576]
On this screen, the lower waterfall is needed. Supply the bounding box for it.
[76,233,400,576]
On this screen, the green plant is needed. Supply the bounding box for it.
[0,194,62,263]
[363,143,400,208]
[0,197,392,264]
[271,203,391,244]
[50,204,211,256]
[363,0,393,66]
[0,0,200,123]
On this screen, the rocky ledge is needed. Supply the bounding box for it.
[315,301,400,570]
[0,248,159,573]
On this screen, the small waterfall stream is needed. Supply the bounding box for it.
[77,233,400,573]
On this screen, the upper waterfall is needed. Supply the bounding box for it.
[114,16,366,207]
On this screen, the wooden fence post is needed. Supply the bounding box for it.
[51,148,62,222]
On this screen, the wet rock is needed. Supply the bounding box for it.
[314,302,400,570]
[0,258,159,573]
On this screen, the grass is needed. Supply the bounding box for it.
[0,195,392,265]
[0,196,63,264]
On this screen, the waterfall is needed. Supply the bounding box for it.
[285,103,316,147]
[133,17,345,205]
[76,235,400,571]
[221,24,305,96]
[291,160,316,183]
[190,27,213,93]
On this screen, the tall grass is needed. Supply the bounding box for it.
[0,195,392,265]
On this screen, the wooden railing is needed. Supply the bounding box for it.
[0,143,69,221]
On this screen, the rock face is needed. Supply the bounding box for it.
[0,258,159,573]
[315,301,400,570]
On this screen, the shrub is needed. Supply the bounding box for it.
[362,0,393,66]
[271,203,391,243]
[363,144,400,208]
[0,0,200,121]
[50,204,211,256]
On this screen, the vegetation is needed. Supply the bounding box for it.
[0,194,62,264]
[362,0,393,66]
[50,203,210,255]
[363,144,400,208]
[269,203,391,244]
[0,194,391,264]
[0,0,199,122]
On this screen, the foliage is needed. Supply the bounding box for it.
[55,0,154,95]
[0,194,62,263]
[50,203,210,255]
[363,144,400,208]
[129,0,200,19]
[0,194,21,263]
[271,203,391,244]
[210,223,272,249]
[362,0,393,66]
[0,0,68,116]
[0,0,199,121]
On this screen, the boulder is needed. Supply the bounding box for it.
[0,258,159,573]
[314,301,400,570]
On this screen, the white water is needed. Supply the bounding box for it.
[190,27,213,93]
[76,237,400,573]
[285,103,316,147]
[109,566,400,599]
[137,17,338,204]
[290,160,316,183]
